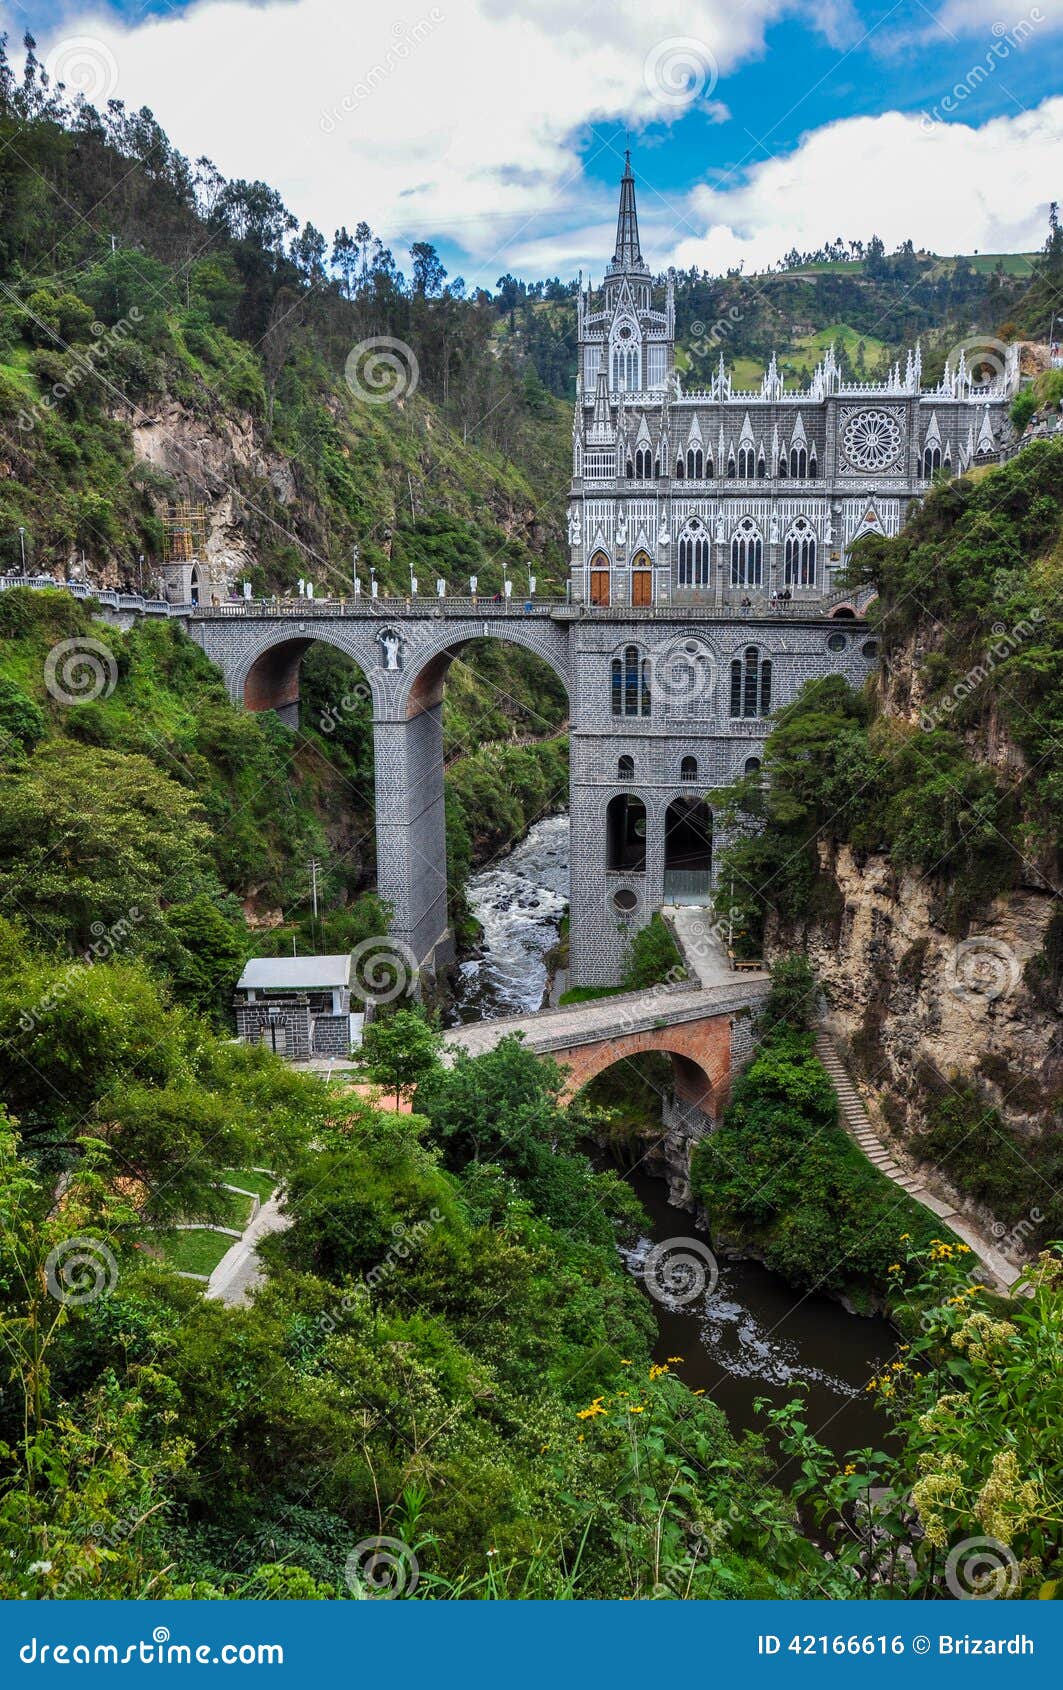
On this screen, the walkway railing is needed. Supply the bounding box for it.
[0,575,869,625]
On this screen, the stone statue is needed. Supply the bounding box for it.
[769,510,780,544]
[569,508,582,546]
[378,628,403,671]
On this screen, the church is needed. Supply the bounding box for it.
[568,154,1017,611]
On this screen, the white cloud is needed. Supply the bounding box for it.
[16,0,849,280]
[669,100,1063,273]
[7,0,1059,282]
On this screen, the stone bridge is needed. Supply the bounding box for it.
[444,974,770,1118]
[1,576,873,986]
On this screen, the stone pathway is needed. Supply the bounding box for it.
[815,1031,1020,1292]
[663,904,737,987]
[204,1190,291,1307]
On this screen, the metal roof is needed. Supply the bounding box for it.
[236,955,352,991]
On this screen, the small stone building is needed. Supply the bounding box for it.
[234,956,361,1059]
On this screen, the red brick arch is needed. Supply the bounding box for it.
[555,1013,734,1118]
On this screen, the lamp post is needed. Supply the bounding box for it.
[352,543,360,598]
[18,527,26,571]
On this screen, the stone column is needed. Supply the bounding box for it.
[372,703,451,975]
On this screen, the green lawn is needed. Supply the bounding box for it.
[157,1228,234,1277]
[221,1168,277,1205]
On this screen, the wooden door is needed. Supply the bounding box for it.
[632,570,652,606]
[590,569,610,606]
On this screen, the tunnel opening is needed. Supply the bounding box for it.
[664,797,712,903]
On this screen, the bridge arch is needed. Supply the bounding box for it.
[397,619,573,718]
[564,1030,725,1117]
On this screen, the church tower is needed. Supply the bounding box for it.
[576,153,674,398]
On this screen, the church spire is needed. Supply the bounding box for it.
[612,150,643,270]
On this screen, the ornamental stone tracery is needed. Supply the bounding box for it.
[840,407,903,473]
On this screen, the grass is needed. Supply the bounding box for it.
[157,1228,234,1277]
[557,984,626,1005]
[221,1168,276,1204]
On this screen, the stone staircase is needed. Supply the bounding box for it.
[815,1030,1020,1292]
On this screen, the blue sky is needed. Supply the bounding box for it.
[4,0,1062,283]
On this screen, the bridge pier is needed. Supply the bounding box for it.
[373,704,452,976]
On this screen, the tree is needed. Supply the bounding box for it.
[358,1008,441,1107]
[410,240,446,299]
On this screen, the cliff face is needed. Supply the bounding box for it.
[768,843,1061,1244]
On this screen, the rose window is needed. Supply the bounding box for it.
[843,409,901,471]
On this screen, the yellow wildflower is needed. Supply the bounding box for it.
[844,1464,856,1476]
[666,1355,684,1364]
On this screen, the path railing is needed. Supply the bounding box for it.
[0,575,870,624]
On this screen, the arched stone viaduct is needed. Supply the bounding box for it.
[184,598,874,986]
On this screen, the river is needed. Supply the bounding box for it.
[447,812,895,1460]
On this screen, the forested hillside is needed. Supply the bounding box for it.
[0,29,1051,607]
[714,441,1063,1246]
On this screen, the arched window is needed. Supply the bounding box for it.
[744,756,761,774]
[611,338,640,391]
[729,646,772,718]
[611,644,651,717]
[730,518,763,587]
[737,446,754,479]
[922,444,941,477]
[677,522,711,588]
[789,445,807,478]
[686,446,704,479]
[634,447,652,479]
[757,452,767,479]
[617,754,634,779]
[681,755,698,781]
[783,518,817,588]
[675,456,684,479]
[606,794,647,871]
[625,458,634,479]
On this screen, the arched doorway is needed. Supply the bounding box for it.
[664,796,712,903]
[606,793,647,872]
[589,549,610,607]
[631,549,653,607]
[189,564,200,606]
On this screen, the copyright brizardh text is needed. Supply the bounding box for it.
[757,1634,1035,1657]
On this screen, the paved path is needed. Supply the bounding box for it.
[205,1190,291,1307]
[664,904,737,987]
[444,975,770,1062]
[816,1032,1021,1292]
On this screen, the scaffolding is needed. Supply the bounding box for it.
[162,501,208,563]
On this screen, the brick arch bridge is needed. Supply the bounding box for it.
[444,976,770,1119]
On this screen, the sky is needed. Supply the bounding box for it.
[3,0,1062,285]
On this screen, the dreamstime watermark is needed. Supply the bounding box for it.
[320,12,445,133]
[921,12,1043,128]
[689,307,746,359]
[944,334,1012,388]
[944,937,1021,1005]
[44,36,120,104]
[639,1236,719,1307]
[318,679,372,734]
[991,1205,1043,1256]
[292,1210,444,1366]
[918,610,1043,731]
[944,1534,1020,1599]
[19,909,143,1032]
[344,336,420,405]
[643,36,719,109]
[344,1534,420,1598]
[44,636,118,706]
[44,1235,119,1307]
[16,310,143,434]
[350,935,420,1004]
